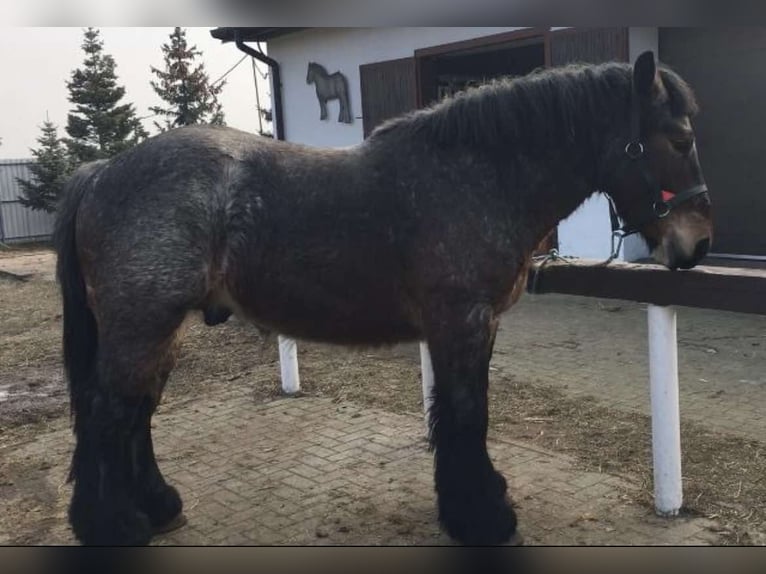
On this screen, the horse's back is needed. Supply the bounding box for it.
[69,125,422,344]
[72,126,273,315]
[74,125,276,237]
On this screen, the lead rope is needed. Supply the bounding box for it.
[601,193,626,267]
[530,248,575,294]
[529,205,625,295]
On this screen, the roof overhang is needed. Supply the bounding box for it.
[210,28,308,44]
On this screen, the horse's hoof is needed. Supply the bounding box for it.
[140,483,183,530]
[152,512,187,536]
[507,531,525,546]
[438,466,518,545]
[439,494,518,545]
[69,502,153,546]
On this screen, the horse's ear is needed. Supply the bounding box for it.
[633,50,662,98]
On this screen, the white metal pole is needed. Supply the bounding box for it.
[419,342,435,421]
[647,304,683,516]
[278,335,301,394]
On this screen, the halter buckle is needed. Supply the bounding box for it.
[652,201,671,218]
[624,141,644,159]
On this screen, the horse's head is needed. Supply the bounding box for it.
[306,62,318,84]
[605,51,713,270]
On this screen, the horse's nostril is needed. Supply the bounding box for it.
[694,237,711,261]
[675,237,711,270]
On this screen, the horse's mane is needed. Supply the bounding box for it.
[308,62,328,74]
[368,61,698,154]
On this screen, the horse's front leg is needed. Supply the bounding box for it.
[319,98,328,120]
[424,300,518,545]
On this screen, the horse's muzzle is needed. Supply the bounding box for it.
[668,237,711,270]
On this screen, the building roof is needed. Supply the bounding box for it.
[210,28,307,44]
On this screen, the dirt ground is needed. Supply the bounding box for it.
[1,247,765,545]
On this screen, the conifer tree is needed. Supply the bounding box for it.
[17,119,72,212]
[65,27,148,164]
[149,27,225,131]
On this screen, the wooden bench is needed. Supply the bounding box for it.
[526,258,766,316]
[523,258,766,516]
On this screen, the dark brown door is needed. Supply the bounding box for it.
[660,28,766,257]
[359,57,418,138]
[548,27,628,66]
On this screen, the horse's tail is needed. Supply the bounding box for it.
[53,160,108,447]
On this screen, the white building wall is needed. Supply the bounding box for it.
[556,194,615,260]
[269,27,520,147]
[267,27,655,261]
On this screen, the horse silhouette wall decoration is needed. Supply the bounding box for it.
[306,62,353,124]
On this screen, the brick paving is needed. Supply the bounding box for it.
[492,294,766,442]
[3,252,762,545]
[0,389,719,545]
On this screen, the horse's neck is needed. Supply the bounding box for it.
[486,121,615,246]
[494,86,626,234]
[519,153,605,243]
[372,68,629,241]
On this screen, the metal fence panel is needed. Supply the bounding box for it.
[0,159,55,243]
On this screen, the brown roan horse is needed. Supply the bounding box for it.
[54,50,712,545]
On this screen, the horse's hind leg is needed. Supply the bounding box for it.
[68,312,186,545]
[131,333,186,532]
[424,300,517,545]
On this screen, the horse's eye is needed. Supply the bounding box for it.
[671,137,694,155]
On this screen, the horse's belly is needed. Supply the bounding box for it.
[281,314,422,345]
[225,280,422,345]
[252,307,421,345]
